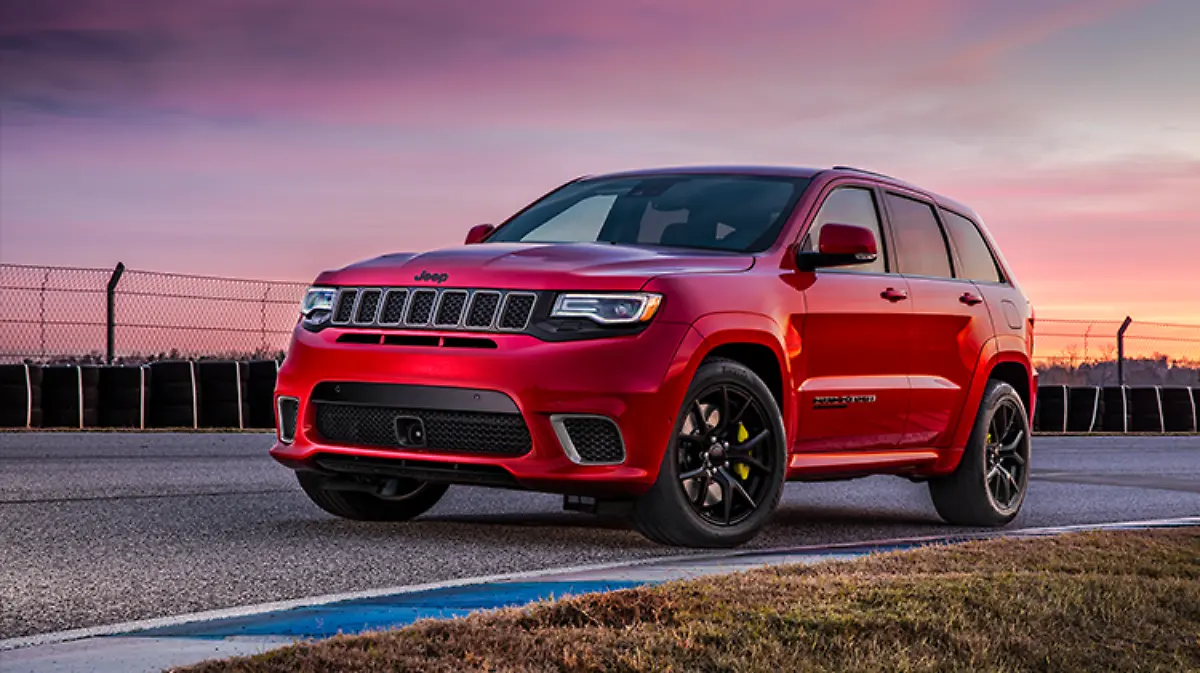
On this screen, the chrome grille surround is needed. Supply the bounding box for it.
[378,289,409,325]
[354,288,383,325]
[331,287,540,333]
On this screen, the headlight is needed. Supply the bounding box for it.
[551,292,663,325]
[300,287,337,326]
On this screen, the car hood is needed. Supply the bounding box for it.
[314,242,754,290]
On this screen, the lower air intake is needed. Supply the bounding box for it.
[314,402,531,456]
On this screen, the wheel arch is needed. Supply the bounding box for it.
[988,360,1033,419]
[934,339,1034,474]
[684,312,793,433]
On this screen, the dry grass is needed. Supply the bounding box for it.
[179,528,1200,673]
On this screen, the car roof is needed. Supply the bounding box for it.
[586,165,981,220]
[588,165,826,180]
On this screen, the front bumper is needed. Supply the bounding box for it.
[270,319,701,497]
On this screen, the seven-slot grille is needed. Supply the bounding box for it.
[331,287,537,332]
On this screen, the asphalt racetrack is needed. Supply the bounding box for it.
[2,432,1198,640]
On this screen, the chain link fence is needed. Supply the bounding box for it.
[0,263,305,364]
[2,263,1199,385]
[1034,318,1200,387]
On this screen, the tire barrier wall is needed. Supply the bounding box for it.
[98,366,150,429]
[1034,385,1197,433]
[1100,387,1130,433]
[0,364,42,428]
[3,372,1196,433]
[0,360,282,429]
[42,365,100,428]
[1128,386,1164,433]
[245,360,279,429]
[1067,386,1101,433]
[148,361,199,428]
[196,361,248,429]
[1034,385,1068,434]
[1162,387,1198,433]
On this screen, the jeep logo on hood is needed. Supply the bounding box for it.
[413,270,449,284]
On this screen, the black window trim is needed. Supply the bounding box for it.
[791,179,898,278]
[937,206,1010,286]
[878,189,959,282]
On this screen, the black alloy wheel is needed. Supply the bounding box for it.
[929,380,1031,526]
[984,396,1028,514]
[633,358,787,548]
[676,383,779,527]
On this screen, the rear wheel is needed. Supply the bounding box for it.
[929,380,1031,526]
[297,472,448,522]
[633,358,787,548]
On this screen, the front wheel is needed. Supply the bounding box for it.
[633,358,787,548]
[929,380,1031,526]
[298,472,448,522]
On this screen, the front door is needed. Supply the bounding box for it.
[793,185,912,453]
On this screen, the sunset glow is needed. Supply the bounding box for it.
[1,0,1197,323]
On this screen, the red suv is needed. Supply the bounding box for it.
[272,166,1036,547]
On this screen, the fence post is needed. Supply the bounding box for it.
[1117,316,1133,386]
[106,262,126,364]
[261,285,271,356]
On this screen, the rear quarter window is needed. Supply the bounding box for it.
[941,209,1004,283]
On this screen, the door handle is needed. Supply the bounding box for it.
[881,287,908,302]
[959,292,984,306]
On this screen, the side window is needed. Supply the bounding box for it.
[885,193,952,278]
[801,187,886,273]
[941,209,1003,283]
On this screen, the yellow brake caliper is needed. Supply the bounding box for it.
[734,423,751,480]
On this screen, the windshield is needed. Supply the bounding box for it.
[487,174,812,253]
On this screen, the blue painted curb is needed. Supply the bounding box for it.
[129,580,645,640]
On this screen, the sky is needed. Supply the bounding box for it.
[1,0,1198,324]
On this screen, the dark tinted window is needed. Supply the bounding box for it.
[800,187,886,273]
[885,193,952,278]
[941,209,1003,283]
[488,175,810,253]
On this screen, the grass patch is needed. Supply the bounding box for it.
[179,528,1200,672]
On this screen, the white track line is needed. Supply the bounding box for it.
[3,515,1197,652]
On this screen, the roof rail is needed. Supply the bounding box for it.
[831,165,897,180]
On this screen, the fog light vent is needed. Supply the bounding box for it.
[277,397,299,444]
[552,415,625,465]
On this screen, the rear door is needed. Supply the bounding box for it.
[793,183,912,453]
[880,190,993,449]
[939,207,1029,348]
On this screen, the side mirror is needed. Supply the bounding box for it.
[795,223,878,271]
[464,223,495,245]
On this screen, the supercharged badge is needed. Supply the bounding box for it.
[813,394,877,409]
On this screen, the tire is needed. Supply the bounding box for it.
[929,380,1031,526]
[297,472,448,522]
[632,358,787,548]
